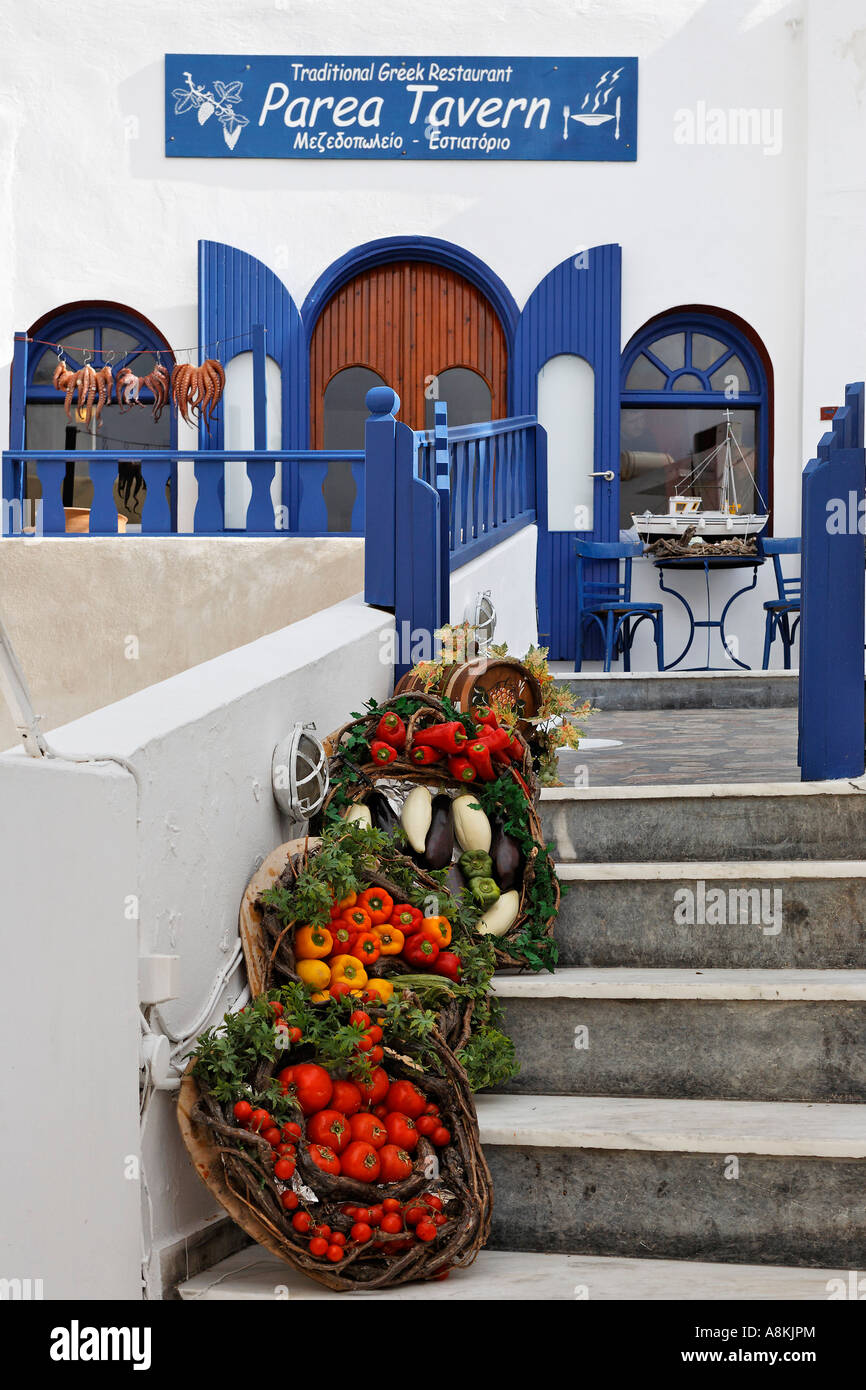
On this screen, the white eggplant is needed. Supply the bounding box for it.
[476,889,520,937]
[452,793,492,853]
[401,785,433,854]
[344,802,372,827]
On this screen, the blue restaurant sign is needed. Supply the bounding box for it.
[165,55,637,161]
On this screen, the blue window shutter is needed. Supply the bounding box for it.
[197,241,308,449]
[511,244,622,659]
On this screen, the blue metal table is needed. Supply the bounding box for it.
[653,554,766,671]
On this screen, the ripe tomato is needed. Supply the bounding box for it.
[269,1001,285,1016]
[350,1010,371,1030]
[431,1126,451,1148]
[373,1103,388,1119]
[274,1157,296,1181]
[286,1026,303,1045]
[351,1222,372,1243]
[404,1204,427,1226]
[248,1108,272,1133]
[415,1221,437,1243]
[367,1204,384,1226]
[349,1112,388,1148]
[378,1144,414,1183]
[282,1121,302,1141]
[380,1213,403,1234]
[421,1193,443,1211]
[262,1127,282,1148]
[340,1140,382,1183]
[291,1063,333,1116]
[232,1100,252,1123]
[368,1045,385,1065]
[358,1067,390,1106]
[367,1025,384,1044]
[423,1102,439,1116]
[382,1197,401,1213]
[311,1223,331,1239]
[281,1191,299,1211]
[307,1109,351,1154]
[433,1213,448,1227]
[309,1236,328,1258]
[330,1079,363,1116]
[308,1144,341,1176]
[416,1115,437,1137]
[386,1080,426,1119]
[326,1244,344,1263]
[292,1211,311,1233]
[277,1068,296,1093]
[330,1232,347,1247]
[384,1112,419,1152]
[355,1033,374,1053]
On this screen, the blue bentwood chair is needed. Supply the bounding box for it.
[759,537,801,670]
[575,540,664,672]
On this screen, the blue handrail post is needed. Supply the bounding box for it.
[4,333,28,535]
[433,400,451,625]
[798,382,866,781]
[533,421,552,648]
[252,323,267,450]
[364,387,400,609]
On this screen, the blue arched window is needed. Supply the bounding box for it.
[22,302,174,522]
[620,311,770,531]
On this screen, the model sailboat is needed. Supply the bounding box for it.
[631,410,769,542]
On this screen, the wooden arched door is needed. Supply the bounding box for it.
[310,261,508,446]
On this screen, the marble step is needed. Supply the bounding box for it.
[178,1246,852,1301]
[553,670,798,711]
[552,861,866,968]
[541,779,866,864]
[476,1093,866,1268]
[490,968,866,1102]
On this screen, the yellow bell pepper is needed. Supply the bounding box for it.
[372,925,405,956]
[365,977,394,1003]
[296,958,331,991]
[329,954,368,989]
[294,924,333,960]
[310,990,330,1004]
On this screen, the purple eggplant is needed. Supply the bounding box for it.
[490,821,523,892]
[423,794,454,870]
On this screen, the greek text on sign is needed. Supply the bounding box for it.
[164,56,638,161]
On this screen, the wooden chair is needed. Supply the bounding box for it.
[575,539,664,672]
[759,537,801,670]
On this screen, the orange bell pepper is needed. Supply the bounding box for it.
[357,887,394,926]
[373,924,405,956]
[350,931,382,967]
[420,916,452,949]
[342,905,373,933]
[329,954,369,989]
[294,924,334,960]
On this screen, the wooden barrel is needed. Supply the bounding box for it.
[443,657,543,736]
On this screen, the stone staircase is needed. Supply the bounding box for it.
[179,672,866,1300]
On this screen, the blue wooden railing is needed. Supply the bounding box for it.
[798,382,866,781]
[1,449,364,536]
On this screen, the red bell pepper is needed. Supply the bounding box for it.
[403,934,440,969]
[409,744,445,766]
[436,951,462,983]
[375,711,407,749]
[448,755,477,783]
[413,721,468,755]
[465,739,495,781]
[370,739,398,766]
[390,903,423,934]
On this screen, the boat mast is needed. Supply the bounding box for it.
[720,408,739,514]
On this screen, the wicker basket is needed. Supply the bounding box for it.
[318,693,559,971]
[178,1014,493,1292]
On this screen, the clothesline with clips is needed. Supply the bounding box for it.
[26,327,268,363]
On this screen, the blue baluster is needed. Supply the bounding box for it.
[247,457,277,533]
[38,457,67,535]
[193,456,225,534]
[88,458,120,535]
[140,458,172,533]
[298,459,330,534]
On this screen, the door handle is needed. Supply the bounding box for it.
[589,470,615,482]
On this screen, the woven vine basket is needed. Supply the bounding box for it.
[178,1009,493,1292]
[318,693,559,971]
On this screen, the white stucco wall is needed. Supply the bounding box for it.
[449,522,538,655]
[0,0,841,542]
[0,592,395,1296]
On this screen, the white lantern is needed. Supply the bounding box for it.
[271,722,329,818]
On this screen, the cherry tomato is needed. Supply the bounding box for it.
[385,1112,419,1152]
[274,1157,296,1181]
[269,1001,284,1016]
[416,1221,437,1243]
[309,1236,328,1258]
[422,1193,444,1211]
[311,1224,331,1240]
[404,1204,428,1226]
[307,1109,351,1154]
[330,1232,347,1247]
[262,1127,282,1148]
[348,1112,388,1148]
[326,1245,344,1263]
[423,1102,439,1116]
[291,1063,334,1116]
[378,1144,414,1183]
[356,1033,374,1053]
[340,1140,382,1182]
[281,1191,299,1211]
[330,1080,363,1116]
[367,1204,384,1227]
[386,1080,426,1119]
[416,1115,437,1137]
[282,1122,302,1141]
[232,1100,252,1123]
[351,1222,372,1243]
[358,1067,390,1106]
[350,1010,371,1030]
[367,1025,384,1044]
[380,1213,403,1234]
[292,1211,311,1233]
[431,1126,451,1148]
[382,1197,401,1213]
[433,1212,448,1227]
[248,1108,272,1133]
[286,1026,303,1045]
[308,1144,341,1176]
[369,1045,385,1065]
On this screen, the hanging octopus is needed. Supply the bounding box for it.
[116,362,170,421]
[170,359,225,431]
[52,357,113,427]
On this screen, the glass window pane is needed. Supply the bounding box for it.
[709,355,750,393]
[647,333,685,370]
[33,349,64,384]
[425,367,491,429]
[620,406,759,529]
[691,333,728,371]
[323,366,385,449]
[101,327,140,358]
[672,372,705,392]
[625,354,667,390]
